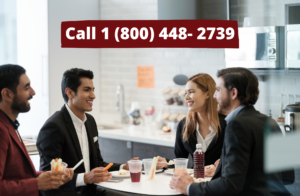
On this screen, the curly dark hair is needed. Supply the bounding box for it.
[217,67,259,105]
[61,68,94,103]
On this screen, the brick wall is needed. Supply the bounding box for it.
[98,0,300,123]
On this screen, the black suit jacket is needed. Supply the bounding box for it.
[36,105,121,196]
[189,106,291,196]
[175,114,227,166]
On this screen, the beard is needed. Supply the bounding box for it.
[217,95,231,114]
[11,95,32,113]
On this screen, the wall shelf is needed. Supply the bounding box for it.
[286,69,300,75]
[250,69,300,81]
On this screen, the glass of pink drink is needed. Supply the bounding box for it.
[128,160,143,182]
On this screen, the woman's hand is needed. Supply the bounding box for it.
[214,159,220,168]
[204,159,220,177]
[157,156,168,169]
[205,164,216,177]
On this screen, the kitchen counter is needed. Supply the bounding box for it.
[98,125,176,147]
[97,125,181,166]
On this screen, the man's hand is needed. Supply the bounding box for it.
[157,156,168,169]
[205,165,216,177]
[169,170,194,195]
[36,171,64,190]
[84,167,112,184]
[123,157,139,170]
[62,168,74,184]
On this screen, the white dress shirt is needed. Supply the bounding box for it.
[15,130,22,141]
[196,123,216,153]
[65,104,90,187]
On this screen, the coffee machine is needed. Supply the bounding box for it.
[283,102,300,133]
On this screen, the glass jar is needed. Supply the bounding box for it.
[162,88,174,105]
[178,89,187,106]
[172,89,183,105]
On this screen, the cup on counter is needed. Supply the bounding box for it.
[174,158,188,175]
[142,159,153,178]
[129,102,141,126]
[128,160,143,182]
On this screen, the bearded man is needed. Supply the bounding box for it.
[0,64,73,196]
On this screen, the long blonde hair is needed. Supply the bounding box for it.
[182,73,221,142]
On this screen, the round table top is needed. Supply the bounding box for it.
[95,173,211,195]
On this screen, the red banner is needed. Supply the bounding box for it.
[61,20,239,48]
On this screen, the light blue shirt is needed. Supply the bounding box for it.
[224,105,247,124]
[186,105,247,195]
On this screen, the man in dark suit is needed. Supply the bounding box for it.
[37,68,132,196]
[170,67,291,196]
[0,64,73,196]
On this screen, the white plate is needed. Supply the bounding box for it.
[193,176,212,182]
[142,169,163,174]
[164,168,193,175]
[110,171,130,178]
[157,161,174,166]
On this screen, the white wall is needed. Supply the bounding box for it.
[48,0,100,120]
[16,0,49,137]
[0,0,17,64]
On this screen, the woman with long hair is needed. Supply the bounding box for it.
[159,73,226,175]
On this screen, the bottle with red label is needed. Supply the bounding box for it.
[193,143,205,179]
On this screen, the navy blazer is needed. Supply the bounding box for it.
[189,106,291,196]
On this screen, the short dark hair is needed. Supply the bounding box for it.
[0,64,26,102]
[61,68,94,102]
[217,67,259,105]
